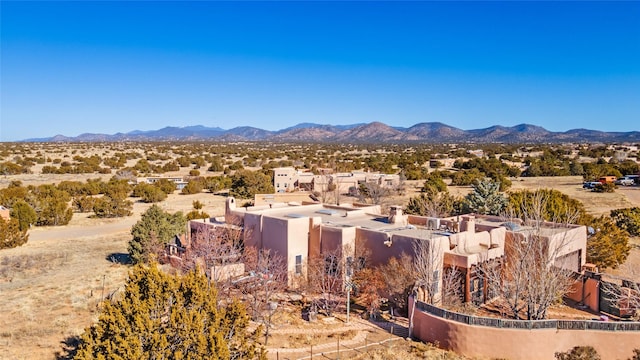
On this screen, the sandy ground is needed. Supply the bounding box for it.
[0,175,639,359]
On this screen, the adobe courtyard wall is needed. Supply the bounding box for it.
[410,299,640,360]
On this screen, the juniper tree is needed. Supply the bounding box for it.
[73,265,265,360]
[610,207,640,237]
[0,217,29,249]
[508,188,589,223]
[10,200,37,231]
[586,216,631,270]
[128,205,187,264]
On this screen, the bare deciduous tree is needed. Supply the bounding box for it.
[380,253,415,317]
[481,191,581,320]
[405,192,457,218]
[441,265,464,307]
[181,223,244,294]
[306,248,347,317]
[358,181,390,207]
[413,238,445,305]
[239,247,287,345]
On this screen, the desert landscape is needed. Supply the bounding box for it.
[1,141,639,359]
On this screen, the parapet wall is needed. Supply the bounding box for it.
[409,298,640,360]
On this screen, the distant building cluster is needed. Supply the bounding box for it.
[272,167,401,195]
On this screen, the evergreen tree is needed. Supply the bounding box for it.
[463,178,507,215]
[93,195,133,218]
[10,200,37,231]
[32,184,74,226]
[421,171,447,195]
[587,216,631,270]
[507,188,590,224]
[128,205,187,264]
[74,265,265,360]
[610,207,640,237]
[0,217,29,249]
[229,170,274,199]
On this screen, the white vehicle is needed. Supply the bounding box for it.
[615,176,636,186]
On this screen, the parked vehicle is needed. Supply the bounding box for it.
[598,176,617,184]
[583,181,601,189]
[615,177,635,186]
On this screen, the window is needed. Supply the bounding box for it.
[295,255,302,275]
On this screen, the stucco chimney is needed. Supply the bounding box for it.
[388,206,407,225]
[225,197,237,224]
[460,215,476,233]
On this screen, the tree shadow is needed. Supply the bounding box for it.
[106,252,131,265]
[55,335,81,360]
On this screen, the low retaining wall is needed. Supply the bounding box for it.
[409,298,640,360]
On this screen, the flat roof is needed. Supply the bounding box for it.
[252,203,445,239]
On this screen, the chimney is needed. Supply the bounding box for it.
[388,206,408,225]
[460,215,476,233]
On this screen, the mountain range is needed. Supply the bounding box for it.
[24,122,640,143]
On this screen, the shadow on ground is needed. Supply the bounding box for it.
[55,335,81,360]
[106,252,131,265]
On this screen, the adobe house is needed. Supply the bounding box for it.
[197,197,587,304]
[272,167,401,195]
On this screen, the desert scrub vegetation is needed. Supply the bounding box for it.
[1,141,638,186]
[0,217,29,249]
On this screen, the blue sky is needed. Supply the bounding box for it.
[1,1,639,141]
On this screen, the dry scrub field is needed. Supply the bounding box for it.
[0,192,228,360]
[0,170,639,359]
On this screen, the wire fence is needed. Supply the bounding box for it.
[271,321,410,360]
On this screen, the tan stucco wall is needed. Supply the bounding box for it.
[320,226,356,255]
[286,217,309,284]
[262,216,290,257]
[242,212,263,248]
[309,217,322,259]
[357,228,394,265]
[409,299,640,360]
[254,192,316,206]
[260,216,309,286]
[564,277,600,313]
[549,225,587,268]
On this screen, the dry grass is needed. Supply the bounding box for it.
[0,191,229,360]
[351,341,469,360]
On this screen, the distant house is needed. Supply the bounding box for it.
[272,167,400,195]
[135,176,186,190]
